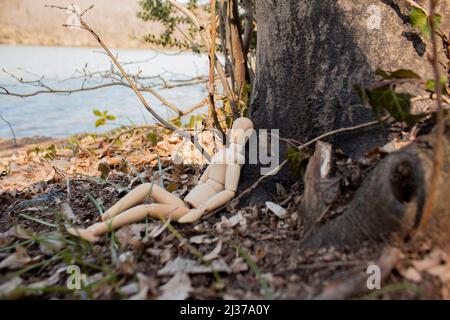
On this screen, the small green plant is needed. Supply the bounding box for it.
[33,144,57,160]
[425,77,449,95]
[409,7,441,39]
[354,68,426,125]
[146,130,160,145]
[138,0,200,50]
[285,146,312,179]
[187,114,205,129]
[93,109,116,128]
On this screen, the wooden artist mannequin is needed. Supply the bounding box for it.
[67,117,254,242]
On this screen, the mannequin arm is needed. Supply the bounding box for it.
[178,164,240,223]
[198,165,211,185]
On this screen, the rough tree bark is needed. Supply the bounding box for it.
[242,0,450,246]
[301,129,450,247]
[250,0,448,155]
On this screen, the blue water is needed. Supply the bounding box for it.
[0,45,209,139]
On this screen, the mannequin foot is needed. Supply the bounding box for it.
[67,227,100,243]
[178,208,204,224]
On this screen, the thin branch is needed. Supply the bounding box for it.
[0,113,17,147]
[404,0,429,15]
[45,4,211,161]
[418,1,445,232]
[208,0,226,141]
[167,0,233,99]
[241,0,254,56]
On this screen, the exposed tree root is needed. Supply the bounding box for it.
[301,126,450,248]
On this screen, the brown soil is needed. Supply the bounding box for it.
[0,126,448,300]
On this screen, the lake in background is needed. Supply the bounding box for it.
[0,45,209,139]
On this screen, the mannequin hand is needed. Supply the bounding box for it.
[178,207,206,223]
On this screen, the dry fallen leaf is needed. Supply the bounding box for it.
[230,257,249,273]
[149,219,171,238]
[398,267,422,283]
[129,273,157,300]
[117,252,137,275]
[0,277,24,299]
[216,212,246,232]
[265,202,287,219]
[158,257,231,276]
[61,202,80,224]
[411,249,447,271]
[189,235,219,244]
[157,272,192,300]
[39,232,66,256]
[28,267,66,291]
[119,282,140,296]
[204,240,223,261]
[0,247,39,270]
[0,225,34,246]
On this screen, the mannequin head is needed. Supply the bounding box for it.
[229,117,254,146]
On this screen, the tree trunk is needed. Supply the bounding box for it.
[241,0,448,192]
[241,0,450,245]
[250,0,448,156]
[300,129,450,248]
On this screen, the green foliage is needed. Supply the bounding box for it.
[375,68,421,80]
[33,144,57,161]
[409,7,442,39]
[425,77,449,95]
[92,109,116,128]
[138,0,200,50]
[285,146,312,179]
[354,68,426,125]
[146,131,160,145]
[188,114,205,128]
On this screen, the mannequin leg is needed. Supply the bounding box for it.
[102,183,186,221]
[67,204,189,242]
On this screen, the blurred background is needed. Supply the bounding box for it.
[0,0,209,139]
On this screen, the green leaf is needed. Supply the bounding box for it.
[106,115,116,121]
[410,8,441,38]
[95,118,106,128]
[366,88,422,124]
[410,7,430,37]
[146,132,159,145]
[375,68,421,80]
[285,146,312,179]
[93,109,102,117]
[425,77,449,95]
[188,115,195,128]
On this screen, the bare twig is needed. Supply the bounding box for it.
[167,0,233,99]
[45,4,211,161]
[0,113,17,147]
[404,0,429,15]
[241,0,254,56]
[418,1,445,232]
[208,0,226,141]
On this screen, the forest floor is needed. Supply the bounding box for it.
[0,124,449,300]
